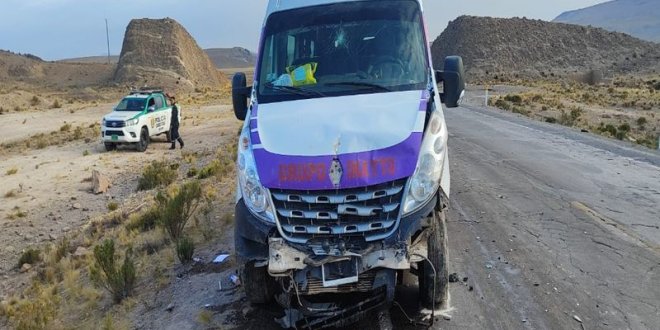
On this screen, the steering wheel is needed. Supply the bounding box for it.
[368,56,405,80]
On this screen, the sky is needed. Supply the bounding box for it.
[0,0,607,61]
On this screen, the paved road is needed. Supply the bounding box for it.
[395,104,660,329]
[243,103,660,329]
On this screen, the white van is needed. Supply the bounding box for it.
[231,0,464,327]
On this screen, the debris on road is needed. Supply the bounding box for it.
[213,254,230,264]
[229,274,241,286]
[486,264,493,269]
[573,315,583,323]
[165,303,175,312]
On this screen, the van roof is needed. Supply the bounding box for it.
[265,0,424,17]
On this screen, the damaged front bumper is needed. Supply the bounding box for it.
[234,192,438,328]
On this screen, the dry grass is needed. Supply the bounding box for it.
[0,124,101,155]
[489,75,660,149]
[0,131,238,329]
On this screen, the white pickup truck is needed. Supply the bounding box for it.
[101,89,180,152]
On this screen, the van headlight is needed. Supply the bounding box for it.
[237,125,275,223]
[402,110,447,215]
[126,118,139,127]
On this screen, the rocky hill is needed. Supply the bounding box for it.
[113,18,223,90]
[554,0,660,43]
[205,47,256,69]
[0,50,112,88]
[431,16,660,80]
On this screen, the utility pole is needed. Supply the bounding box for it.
[105,18,111,64]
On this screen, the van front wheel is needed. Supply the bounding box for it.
[418,207,449,309]
[242,261,276,305]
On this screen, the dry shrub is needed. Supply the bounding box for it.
[137,161,178,191]
[90,239,136,304]
[156,180,202,242]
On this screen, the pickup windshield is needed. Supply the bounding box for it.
[115,98,146,112]
[257,0,429,103]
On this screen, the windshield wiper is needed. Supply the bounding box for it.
[265,83,325,97]
[324,82,391,92]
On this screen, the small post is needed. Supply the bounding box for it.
[105,18,111,64]
[484,85,489,107]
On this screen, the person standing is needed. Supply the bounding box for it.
[167,93,184,150]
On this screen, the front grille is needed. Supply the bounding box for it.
[302,271,376,295]
[271,179,406,243]
[105,130,125,136]
[105,120,126,128]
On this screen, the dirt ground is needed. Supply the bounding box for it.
[0,100,237,288]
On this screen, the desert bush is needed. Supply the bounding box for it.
[637,117,648,126]
[107,202,119,211]
[570,107,583,122]
[619,123,631,132]
[82,150,90,156]
[615,131,627,140]
[504,94,523,104]
[18,248,41,268]
[54,237,70,262]
[187,167,199,178]
[494,99,511,111]
[176,236,195,264]
[4,284,59,330]
[30,96,41,106]
[512,106,529,116]
[90,239,136,304]
[59,123,71,132]
[197,160,221,179]
[137,161,178,191]
[73,126,83,140]
[51,100,62,109]
[6,167,18,175]
[0,106,4,114]
[125,207,160,232]
[156,180,202,241]
[602,124,618,136]
[544,117,557,124]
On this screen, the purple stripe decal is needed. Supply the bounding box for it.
[254,133,422,190]
[251,132,262,145]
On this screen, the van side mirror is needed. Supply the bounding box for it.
[232,72,251,121]
[436,56,465,108]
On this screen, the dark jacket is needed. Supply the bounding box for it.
[170,104,180,139]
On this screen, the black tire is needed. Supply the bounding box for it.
[242,261,276,305]
[418,207,449,309]
[232,72,248,121]
[136,127,149,152]
[104,142,117,152]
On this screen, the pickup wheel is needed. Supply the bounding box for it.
[242,261,276,304]
[104,142,117,152]
[136,127,149,152]
[418,207,449,309]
